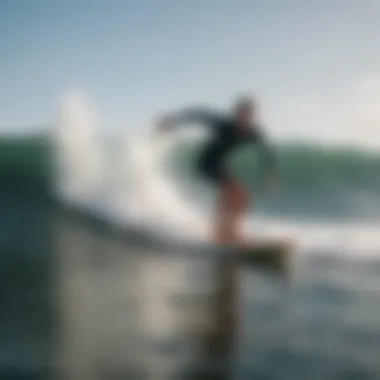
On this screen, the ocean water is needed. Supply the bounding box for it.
[2,132,380,379]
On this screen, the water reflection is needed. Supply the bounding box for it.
[53,209,254,379]
[51,207,380,380]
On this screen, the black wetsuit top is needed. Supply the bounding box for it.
[171,108,276,184]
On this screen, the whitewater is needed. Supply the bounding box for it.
[55,101,380,258]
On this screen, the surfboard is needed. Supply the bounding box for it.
[228,239,294,270]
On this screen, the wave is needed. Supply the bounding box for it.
[5,131,380,207]
[5,123,380,254]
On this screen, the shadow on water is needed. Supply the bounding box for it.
[4,194,380,379]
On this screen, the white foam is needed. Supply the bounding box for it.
[55,92,105,201]
[115,135,211,241]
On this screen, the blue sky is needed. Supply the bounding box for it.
[1,0,380,146]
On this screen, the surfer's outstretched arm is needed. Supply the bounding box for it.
[156,108,221,133]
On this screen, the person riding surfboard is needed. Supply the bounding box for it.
[155,95,279,245]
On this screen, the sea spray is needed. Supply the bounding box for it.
[122,135,210,240]
[56,92,104,202]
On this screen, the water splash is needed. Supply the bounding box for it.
[55,93,210,240]
[56,92,104,202]
[117,135,210,240]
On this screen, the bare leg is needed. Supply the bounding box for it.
[213,179,249,245]
[213,185,231,244]
[228,180,248,243]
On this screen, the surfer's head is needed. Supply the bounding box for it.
[233,95,256,125]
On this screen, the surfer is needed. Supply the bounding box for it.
[155,96,278,245]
